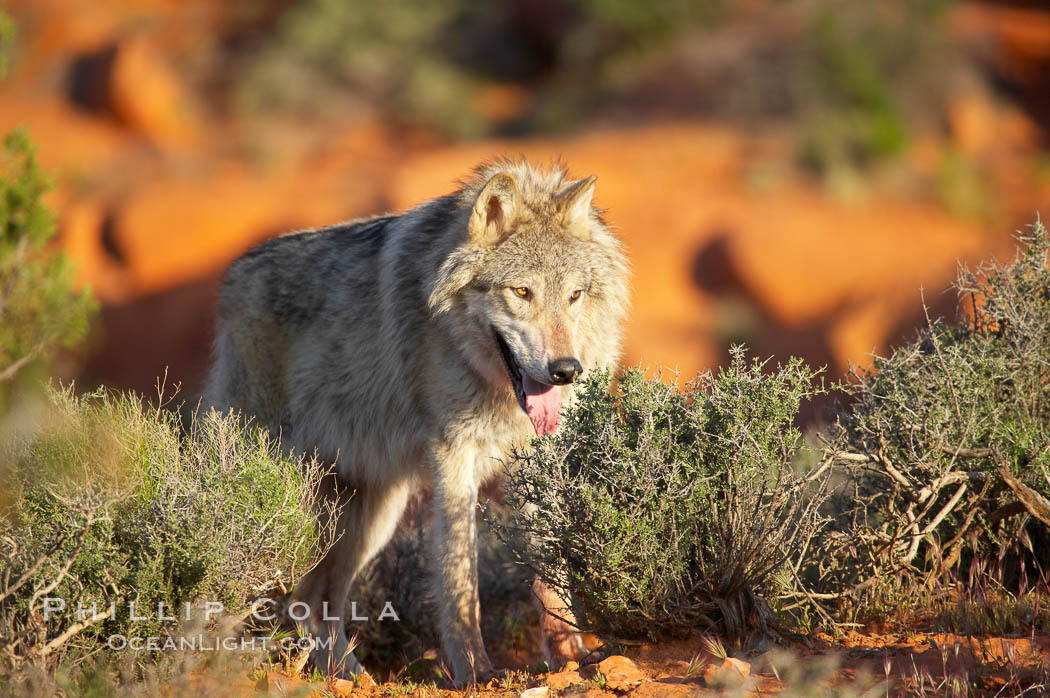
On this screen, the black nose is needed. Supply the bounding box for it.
[548,358,583,385]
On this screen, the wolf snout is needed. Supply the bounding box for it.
[548,358,583,385]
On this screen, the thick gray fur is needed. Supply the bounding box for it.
[205,158,629,684]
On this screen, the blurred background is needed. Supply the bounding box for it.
[3,0,1050,410]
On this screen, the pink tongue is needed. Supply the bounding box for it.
[521,375,563,436]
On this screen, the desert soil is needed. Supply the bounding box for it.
[228,629,1050,697]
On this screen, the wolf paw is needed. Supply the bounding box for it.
[457,666,509,688]
[543,630,590,669]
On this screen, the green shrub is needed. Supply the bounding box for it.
[816,222,1050,615]
[0,126,96,410]
[494,350,829,647]
[0,387,336,674]
[0,13,94,410]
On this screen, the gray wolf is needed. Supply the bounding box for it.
[204,159,629,684]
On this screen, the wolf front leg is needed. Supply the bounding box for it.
[292,472,412,678]
[430,442,495,686]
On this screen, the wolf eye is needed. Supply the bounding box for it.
[513,287,530,298]
[569,289,583,302]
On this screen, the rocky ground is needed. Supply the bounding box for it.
[225,630,1050,697]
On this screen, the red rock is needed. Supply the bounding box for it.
[699,657,750,687]
[952,5,1050,83]
[0,93,129,173]
[6,0,183,66]
[330,677,356,696]
[827,298,900,373]
[546,667,586,691]
[948,94,999,157]
[595,655,647,690]
[724,188,988,329]
[59,197,131,303]
[723,657,749,677]
[108,34,201,148]
[475,83,532,123]
[947,93,1041,158]
[112,158,378,295]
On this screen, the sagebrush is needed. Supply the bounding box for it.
[813,221,1050,621]
[495,350,830,647]
[0,387,337,676]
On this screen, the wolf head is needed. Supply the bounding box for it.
[429,160,630,437]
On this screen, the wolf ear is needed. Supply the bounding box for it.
[556,175,596,240]
[470,172,521,246]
